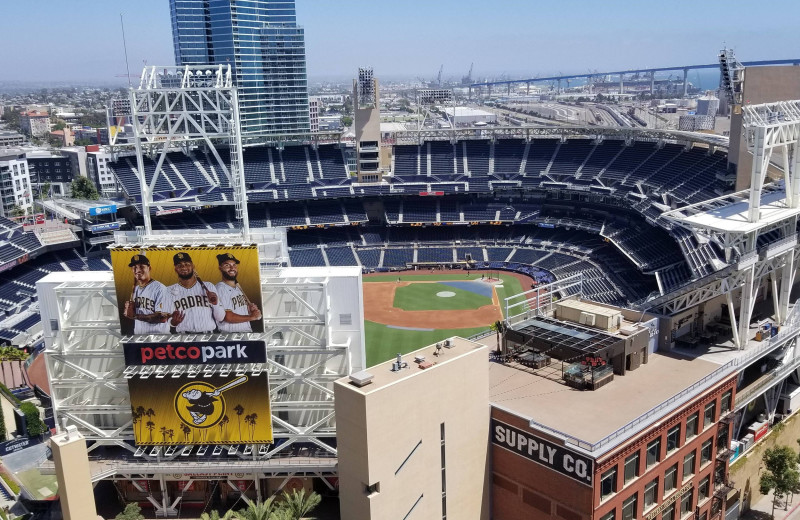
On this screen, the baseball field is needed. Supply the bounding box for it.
[362,269,534,365]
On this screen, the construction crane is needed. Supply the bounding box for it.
[437,65,443,87]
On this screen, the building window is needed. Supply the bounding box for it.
[601,467,617,499]
[600,511,615,520]
[662,503,675,520]
[683,451,696,481]
[704,402,716,426]
[686,412,699,439]
[664,464,678,494]
[647,438,661,467]
[624,452,640,484]
[717,425,729,454]
[698,512,707,520]
[621,493,637,520]
[698,476,710,502]
[701,439,713,466]
[644,478,658,509]
[667,424,681,452]
[680,488,694,516]
[721,390,732,414]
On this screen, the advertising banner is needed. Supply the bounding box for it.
[90,222,121,233]
[122,340,267,366]
[89,204,117,216]
[110,245,263,336]
[128,373,272,445]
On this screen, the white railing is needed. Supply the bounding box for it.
[527,301,800,455]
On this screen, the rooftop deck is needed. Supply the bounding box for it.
[490,352,722,456]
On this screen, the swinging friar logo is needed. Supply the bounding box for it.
[491,419,594,486]
[174,376,248,428]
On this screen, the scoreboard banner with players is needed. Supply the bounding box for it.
[128,373,273,445]
[110,245,263,336]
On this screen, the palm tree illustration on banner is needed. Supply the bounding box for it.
[160,426,168,442]
[131,410,141,438]
[244,413,258,441]
[135,406,146,438]
[218,415,230,440]
[146,420,155,442]
[167,429,175,442]
[234,404,244,439]
[181,424,191,442]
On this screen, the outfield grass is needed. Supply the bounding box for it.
[363,271,532,365]
[364,320,490,366]
[393,282,491,311]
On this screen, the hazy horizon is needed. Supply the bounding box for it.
[0,0,797,85]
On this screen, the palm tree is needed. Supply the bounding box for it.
[280,489,322,520]
[234,404,245,439]
[234,498,279,520]
[146,421,155,442]
[490,320,505,354]
[200,511,235,520]
[222,415,230,436]
[160,426,168,442]
[167,429,175,442]
[181,424,191,442]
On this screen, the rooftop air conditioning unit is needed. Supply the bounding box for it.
[579,312,596,327]
[349,371,374,387]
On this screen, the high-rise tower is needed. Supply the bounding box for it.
[169,0,311,137]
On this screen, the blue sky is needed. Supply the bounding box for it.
[1,0,798,83]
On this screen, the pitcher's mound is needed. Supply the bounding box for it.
[436,291,456,298]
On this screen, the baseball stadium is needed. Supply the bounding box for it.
[2,53,800,520]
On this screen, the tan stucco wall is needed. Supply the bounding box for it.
[336,341,491,520]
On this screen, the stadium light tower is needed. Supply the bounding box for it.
[129,64,250,239]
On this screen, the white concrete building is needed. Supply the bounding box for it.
[443,106,497,126]
[0,151,33,217]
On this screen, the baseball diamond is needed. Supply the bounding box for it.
[362,269,535,365]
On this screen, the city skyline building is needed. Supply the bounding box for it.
[169,0,311,137]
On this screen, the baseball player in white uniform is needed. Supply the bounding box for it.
[168,252,226,334]
[122,254,171,335]
[215,252,262,333]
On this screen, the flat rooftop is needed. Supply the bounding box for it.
[489,352,720,448]
[339,336,486,395]
[682,190,800,233]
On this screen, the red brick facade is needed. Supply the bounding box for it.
[491,376,736,520]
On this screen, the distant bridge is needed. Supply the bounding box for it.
[470,59,800,96]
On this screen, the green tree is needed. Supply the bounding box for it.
[200,511,235,520]
[490,320,505,354]
[70,175,99,200]
[280,489,321,520]
[340,116,353,127]
[7,206,25,218]
[115,503,145,520]
[760,445,800,518]
[40,181,51,201]
[235,497,279,520]
[18,402,45,437]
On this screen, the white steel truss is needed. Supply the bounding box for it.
[129,65,249,238]
[44,274,349,492]
[654,100,800,348]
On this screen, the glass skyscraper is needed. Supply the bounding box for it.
[170,0,311,137]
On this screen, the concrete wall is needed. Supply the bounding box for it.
[335,341,490,520]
